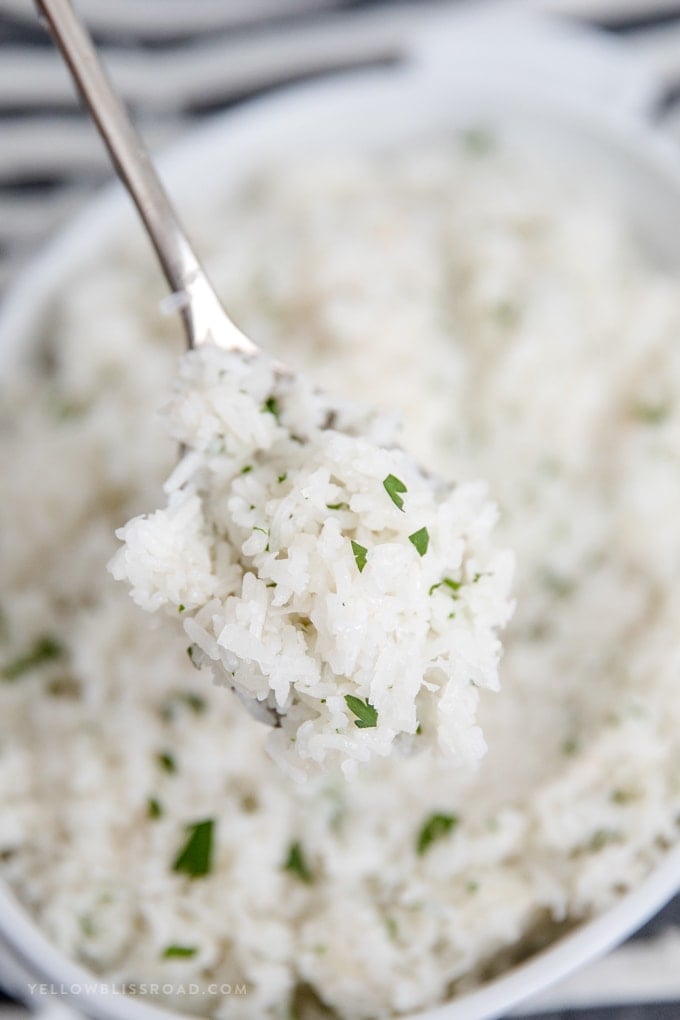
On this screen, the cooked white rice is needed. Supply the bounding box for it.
[109,345,513,779]
[1,136,679,1019]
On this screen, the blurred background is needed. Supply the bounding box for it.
[4,0,680,292]
[1,0,680,1018]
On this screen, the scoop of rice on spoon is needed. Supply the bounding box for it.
[37,0,514,779]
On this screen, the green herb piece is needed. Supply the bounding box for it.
[561,738,579,757]
[262,395,280,420]
[178,604,185,614]
[540,568,574,598]
[157,752,177,774]
[172,819,214,879]
[240,791,259,813]
[240,465,253,474]
[160,691,206,723]
[382,474,407,511]
[162,944,197,960]
[344,694,378,729]
[2,635,64,681]
[148,797,163,820]
[282,840,313,883]
[326,502,349,511]
[416,723,422,736]
[277,473,287,484]
[351,540,368,573]
[79,915,96,937]
[48,388,87,422]
[417,813,459,856]
[588,828,620,852]
[461,126,495,156]
[182,692,206,714]
[408,527,429,557]
[494,301,519,328]
[611,788,637,805]
[266,581,277,588]
[633,402,670,425]
[429,577,462,597]
[466,880,480,894]
[253,526,270,551]
[385,917,398,940]
[45,676,80,698]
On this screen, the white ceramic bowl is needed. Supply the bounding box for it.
[1,9,679,1020]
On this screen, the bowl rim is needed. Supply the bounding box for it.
[0,13,679,1020]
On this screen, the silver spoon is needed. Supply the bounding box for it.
[34,0,257,357]
[35,0,281,727]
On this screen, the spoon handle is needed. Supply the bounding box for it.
[34,0,255,353]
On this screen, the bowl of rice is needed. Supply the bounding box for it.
[1,8,679,1020]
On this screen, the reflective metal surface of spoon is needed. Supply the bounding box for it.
[34,0,257,357]
[35,0,281,727]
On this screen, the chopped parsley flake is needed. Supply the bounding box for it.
[162,944,197,960]
[461,126,495,156]
[172,819,214,879]
[633,401,670,425]
[148,797,163,820]
[262,395,280,420]
[2,634,64,681]
[179,692,206,714]
[408,527,429,556]
[240,465,253,474]
[344,694,378,729]
[178,604,185,613]
[282,840,313,883]
[351,540,368,573]
[157,752,177,774]
[588,828,620,852]
[45,676,80,698]
[253,526,270,551]
[50,396,87,422]
[494,301,519,327]
[326,502,349,511]
[540,569,574,598]
[417,813,459,855]
[382,474,407,511]
[161,691,206,722]
[611,788,637,805]
[429,577,462,597]
[277,473,287,484]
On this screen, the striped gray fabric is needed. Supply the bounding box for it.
[0,1,679,1016]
